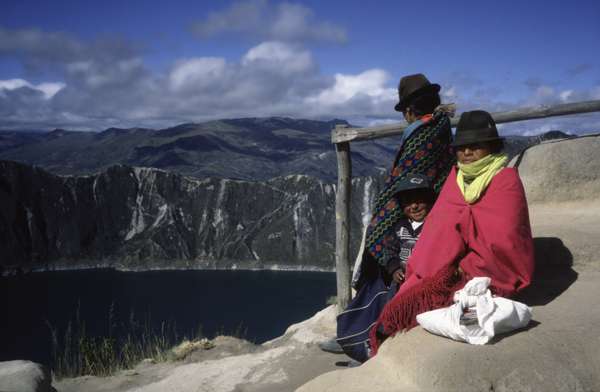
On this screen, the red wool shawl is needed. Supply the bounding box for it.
[371,166,535,351]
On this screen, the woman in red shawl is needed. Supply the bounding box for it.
[370,110,535,354]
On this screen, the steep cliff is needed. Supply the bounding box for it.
[0,161,381,272]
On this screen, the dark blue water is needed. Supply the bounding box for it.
[0,269,336,366]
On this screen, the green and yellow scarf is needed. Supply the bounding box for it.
[456,153,508,203]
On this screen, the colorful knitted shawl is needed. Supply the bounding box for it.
[365,109,455,266]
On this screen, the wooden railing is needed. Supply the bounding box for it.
[332,99,600,311]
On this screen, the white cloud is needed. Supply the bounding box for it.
[442,86,457,100]
[559,89,574,102]
[523,83,600,107]
[192,0,264,37]
[532,85,555,102]
[242,41,314,73]
[433,74,600,136]
[270,3,346,43]
[0,78,65,99]
[0,49,396,130]
[36,82,66,99]
[512,122,562,137]
[499,114,600,136]
[66,61,93,73]
[306,69,395,108]
[169,57,228,91]
[0,79,30,90]
[365,118,398,127]
[192,0,347,44]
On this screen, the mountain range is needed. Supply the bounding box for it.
[0,118,573,181]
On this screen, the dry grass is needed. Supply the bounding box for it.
[46,304,205,379]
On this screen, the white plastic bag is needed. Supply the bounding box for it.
[416,277,532,344]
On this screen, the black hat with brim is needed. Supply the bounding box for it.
[394,74,441,112]
[451,110,504,147]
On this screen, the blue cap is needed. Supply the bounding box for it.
[390,173,432,195]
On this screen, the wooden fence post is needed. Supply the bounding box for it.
[334,124,352,313]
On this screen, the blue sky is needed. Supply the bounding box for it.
[1,0,599,134]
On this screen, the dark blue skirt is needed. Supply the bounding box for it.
[336,275,397,362]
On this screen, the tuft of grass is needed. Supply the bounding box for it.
[213,321,249,342]
[46,304,205,379]
[170,338,215,361]
[325,295,337,306]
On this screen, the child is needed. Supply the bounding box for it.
[381,174,435,286]
[334,173,435,362]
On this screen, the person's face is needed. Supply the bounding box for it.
[455,142,492,164]
[399,189,432,222]
[402,108,418,124]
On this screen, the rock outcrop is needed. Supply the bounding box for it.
[516,134,600,267]
[0,161,381,272]
[515,134,600,203]
[0,360,54,392]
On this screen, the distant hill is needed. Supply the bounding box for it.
[0,119,574,181]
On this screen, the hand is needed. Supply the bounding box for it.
[392,269,405,284]
[454,266,464,279]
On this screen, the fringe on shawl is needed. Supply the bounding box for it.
[368,265,466,356]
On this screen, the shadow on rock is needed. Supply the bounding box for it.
[490,320,541,344]
[515,237,578,307]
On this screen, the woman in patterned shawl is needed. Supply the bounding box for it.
[354,73,456,289]
[323,74,455,359]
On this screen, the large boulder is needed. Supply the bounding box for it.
[0,360,54,392]
[513,134,600,203]
[516,135,600,267]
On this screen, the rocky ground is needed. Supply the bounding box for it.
[53,306,342,392]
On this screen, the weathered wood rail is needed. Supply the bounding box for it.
[332,99,600,312]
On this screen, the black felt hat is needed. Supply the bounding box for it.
[390,173,432,195]
[394,73,441,112]
[452,110,504,147]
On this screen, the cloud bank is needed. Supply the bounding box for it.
[0,20,396,131]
